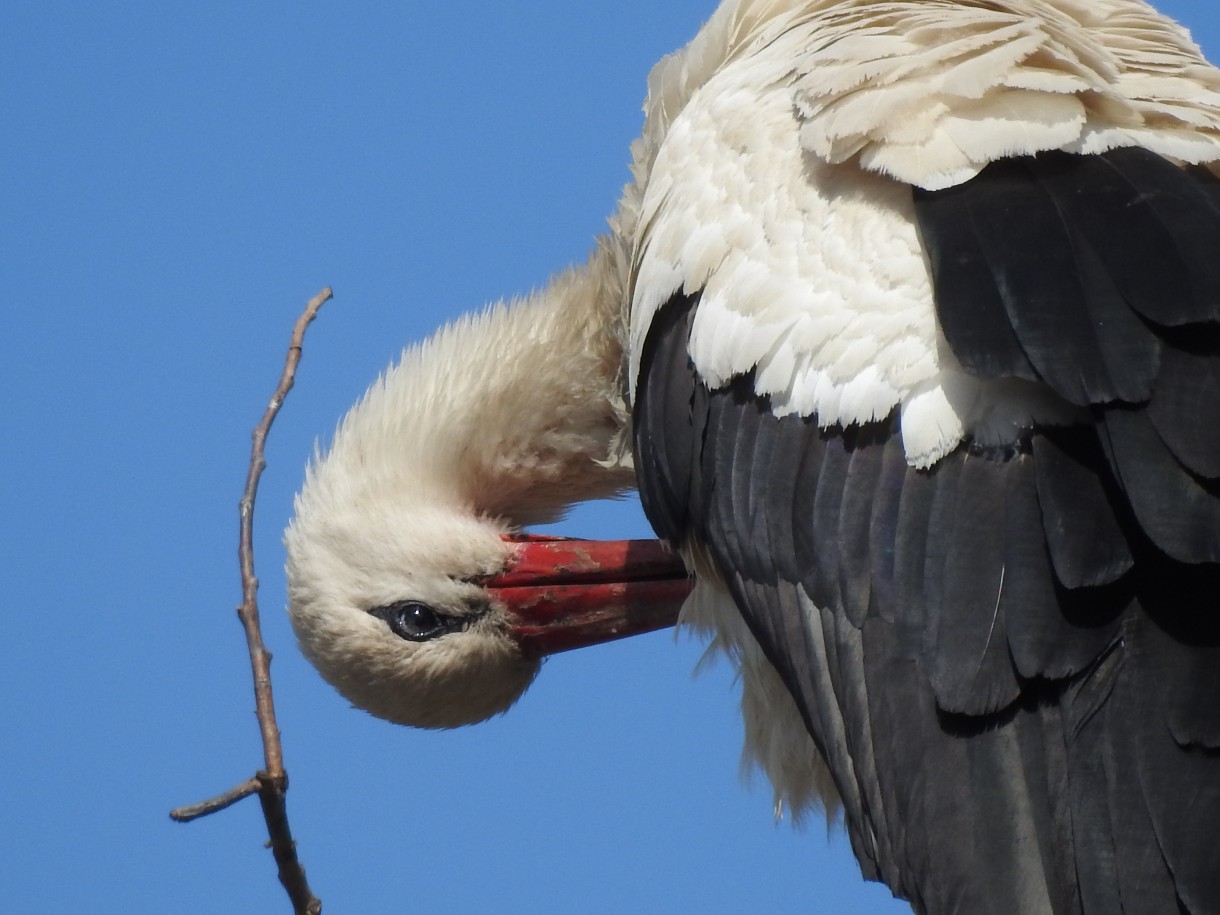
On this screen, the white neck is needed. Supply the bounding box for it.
[311,242,635,532]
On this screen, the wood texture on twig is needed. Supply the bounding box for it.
[171,287,333,915]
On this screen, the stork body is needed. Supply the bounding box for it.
[287,2,1220,912]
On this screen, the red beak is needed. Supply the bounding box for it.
[485,534,692,658]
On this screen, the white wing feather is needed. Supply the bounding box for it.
[622,0,1220,467]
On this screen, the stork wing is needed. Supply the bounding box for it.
[629,8,1220,910]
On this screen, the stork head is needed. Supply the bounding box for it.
[285,491,536,728]
[285,448,689,729]
[283,269,688,728]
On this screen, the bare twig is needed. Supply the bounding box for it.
[169,777,261,822]
[239,288,332,781]
[171,287,332,915]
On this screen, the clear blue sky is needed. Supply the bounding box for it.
[4,2,1217,912]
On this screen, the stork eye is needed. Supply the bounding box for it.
[369,601,455,642]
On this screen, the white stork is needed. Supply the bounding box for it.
[285,1,1220,911]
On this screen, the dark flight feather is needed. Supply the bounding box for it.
[1146,337,1220,480]
[632,149,1220,913]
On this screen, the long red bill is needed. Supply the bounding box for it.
[485,534,692,658]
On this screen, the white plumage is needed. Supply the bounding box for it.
[627,0,1220,463]
[287,2,1220,911]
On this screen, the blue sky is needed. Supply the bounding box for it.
[4,3,1217,913]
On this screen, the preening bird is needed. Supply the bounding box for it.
[285,1,1220,912]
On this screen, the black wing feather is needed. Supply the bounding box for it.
[1100,406,1220,564]
[1147,337,1220,479]
[864,432,908,623]
[1003,448,1123,681]
[633,150,1220,914]
[761,412,806,584]
[1035,148,1208,327]
[928,454,1021,715]
[633,290,697,540]
[916,169,1039,382]
[1032,428,1133,588]
[916,152,1170,406]
[808,428,853,617]
[838,429,885,626]
[1101,147,1220,325]
[790,421,827,606]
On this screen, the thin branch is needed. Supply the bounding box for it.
[171,287,332,915]
[169,777,261,823]
[240,287,332,780]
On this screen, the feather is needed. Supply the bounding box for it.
[838,430,885,626]
[1098,146,1220,325]
[865,432,909,623]
[916,151,1165,407]
[926,452,1021,715]
[1005,443,1122,681]
[1033,428,1133,589]
[1061,644,1125,914]
[634,294,698,541]
[1100,406,1220,564]
[790,419,827,607]
[1120,612,1220,913]
[1036,147,1220,327]
[762,411,808,585]
[1146,336,1220,480]
[808,426,853,616]
[913,179,1039,382]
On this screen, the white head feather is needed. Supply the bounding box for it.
[285,254,634,728]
